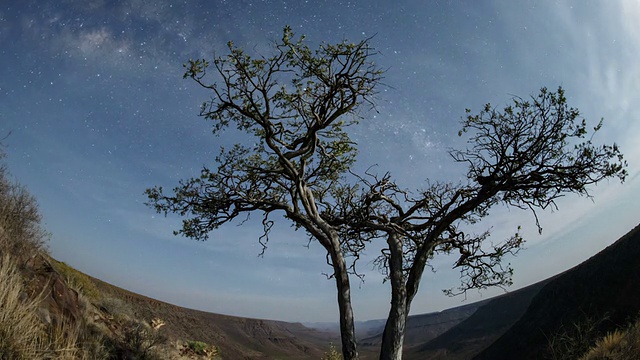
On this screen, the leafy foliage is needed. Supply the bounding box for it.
[183,340,218,357]
[147,26,382,252]
[453,87,627,231]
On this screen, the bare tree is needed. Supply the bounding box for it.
[145,26,382,360]
[325,87,627,359]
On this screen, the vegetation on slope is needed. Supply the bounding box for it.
[0,149,91,359]
[0,147,221,359]
[580,317,640,360]
[547,312,640,360]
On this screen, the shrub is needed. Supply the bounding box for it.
[187,340,209,355]
[182,340,219,358]
[321,343,342,360]
[0,149,47,260]
[118,319,167,359]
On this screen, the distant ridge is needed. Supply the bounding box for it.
[359,300,489,349]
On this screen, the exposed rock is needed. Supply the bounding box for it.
[23,253,82,327]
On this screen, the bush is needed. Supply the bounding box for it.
[182,340,219,358]
[0,149,47,260]
[118,319,167,359]
[186,341,209,355]
[321,343,342,360]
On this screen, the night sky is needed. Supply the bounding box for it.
[2,1,639,323]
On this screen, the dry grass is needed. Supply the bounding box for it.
[0,147,110,359]
[547,313,607,360]
[0,254,44,359]
[580,318,640,360]
[0,254,102,360]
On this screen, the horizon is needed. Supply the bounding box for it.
[2,1,639,323]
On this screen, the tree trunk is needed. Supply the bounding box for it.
[379,291,408,360]
[379,233,409,360]
[331,239,359,360]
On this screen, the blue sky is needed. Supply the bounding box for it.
[1,1,639,323]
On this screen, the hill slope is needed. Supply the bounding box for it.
[84,270,335,359]
[474,223,640,360]
[405,278,550,359]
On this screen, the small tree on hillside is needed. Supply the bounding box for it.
[146,27,627,360]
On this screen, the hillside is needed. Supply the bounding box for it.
[14,222,640,360]
[474,223,640,360]
[405,278,550,359]
[87,272,335,359]
[40,254,336,359]
[357,222,640,359]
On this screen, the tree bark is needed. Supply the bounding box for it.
[332,248,359,359]
[379,233,408,360]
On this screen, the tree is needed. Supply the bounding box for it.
[325,87,627,359]
[146,27,627,360]
[145,26,382,359]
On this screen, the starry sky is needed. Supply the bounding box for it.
[1,1,639,323]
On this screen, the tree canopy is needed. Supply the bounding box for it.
[146,27,627,360]
[146,26,383,359]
